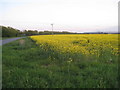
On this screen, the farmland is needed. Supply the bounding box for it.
[31,34,118,62]
[2,34,119,88]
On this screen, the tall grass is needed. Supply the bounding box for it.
[2,37,119,88]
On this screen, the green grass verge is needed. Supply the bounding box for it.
[2,37,119,88]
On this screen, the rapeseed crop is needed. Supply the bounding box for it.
[30,34,118,61]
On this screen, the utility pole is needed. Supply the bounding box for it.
[51,23,54,35]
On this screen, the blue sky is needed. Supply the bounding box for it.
[0,0,119,32]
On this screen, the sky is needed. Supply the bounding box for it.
[0,0,119,33]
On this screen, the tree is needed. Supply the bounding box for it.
[1,26,21,37]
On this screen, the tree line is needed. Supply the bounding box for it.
[0,26,76,37]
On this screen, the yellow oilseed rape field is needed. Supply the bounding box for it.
[30,34,118,60]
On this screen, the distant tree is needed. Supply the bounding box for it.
[23,30,39,36]
[0,25,77,37]
[1,26,21,37]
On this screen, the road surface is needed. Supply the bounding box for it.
[0,37,25,46]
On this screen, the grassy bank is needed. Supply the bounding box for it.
[2,37,118,88]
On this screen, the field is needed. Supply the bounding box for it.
[3,34,119,88]
[31,34,118,60]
